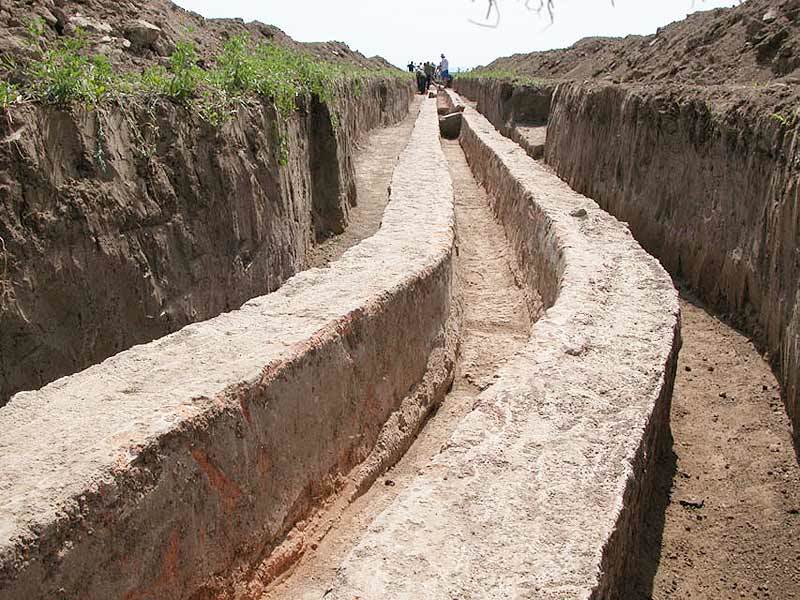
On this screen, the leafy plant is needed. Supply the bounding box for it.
[6,26,412,161]
[0,81,18,110]
[26,31,114,105]
[166,41,202,102]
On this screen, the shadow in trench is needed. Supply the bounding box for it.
[629,432,678,600]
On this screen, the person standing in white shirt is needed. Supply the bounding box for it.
[439,54,450,83]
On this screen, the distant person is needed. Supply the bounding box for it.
[415,64,426,94]
[424,61,435,92]
[439,54,450,83]
[407,60,415,73]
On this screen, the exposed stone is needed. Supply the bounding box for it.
[438,112,462,139]
[68,14,112,35]
[123,18,162,50]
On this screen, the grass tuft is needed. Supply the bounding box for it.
[4,26,410,123]
[2,25,412,161]
[456,69,550,88]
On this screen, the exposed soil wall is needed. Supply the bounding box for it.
[544,82,800,442]
[0,99,457,600]
[454,77,552,130]
[0,77,413,404]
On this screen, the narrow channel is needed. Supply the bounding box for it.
[260,120,538,600]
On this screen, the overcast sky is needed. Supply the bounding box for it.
[173,0,739,70]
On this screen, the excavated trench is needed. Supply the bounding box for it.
[0,95,681,600]
[262,135,538,599]
[258,88,800,599]
[309,96,424,269]
[3,79,795,599]
[454,80,800,599]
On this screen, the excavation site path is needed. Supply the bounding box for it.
[637,294,800,600]
[262,137,536,599]
[309,96,423,268]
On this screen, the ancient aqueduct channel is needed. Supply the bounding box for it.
[0,76,795,599]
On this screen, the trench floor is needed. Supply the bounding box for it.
[262,138,535,599]
[635,293,800,600]
[308,96,423,268]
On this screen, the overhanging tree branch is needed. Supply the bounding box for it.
[470,0,615,27]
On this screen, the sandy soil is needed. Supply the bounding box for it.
[635,292,800,600]
[260,137,534,599]
[308,96,423,268]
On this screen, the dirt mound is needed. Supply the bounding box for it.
[481,0,800,85]
[0,0,388,76]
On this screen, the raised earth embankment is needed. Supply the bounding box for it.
[0,0,413,404]
[0,99,457,600]
[546,82,800,442]
[325,94,680,600]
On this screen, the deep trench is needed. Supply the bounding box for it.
[260,124,536,599]
[266,96,800,598]
[447,86,800,598]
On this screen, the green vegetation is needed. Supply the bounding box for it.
[0,24,409,127]
[769,111,799,129]
[456,69,550,88]
[26,34,114,105]
[0,81,17,110]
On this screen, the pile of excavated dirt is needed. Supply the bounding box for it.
[0,0,393,76]
[483,0,800,85]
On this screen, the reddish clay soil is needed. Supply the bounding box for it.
[635,292,800,600]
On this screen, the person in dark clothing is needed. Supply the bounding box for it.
[415,65,426,94]
[424,61,435,92]
[407,61,415,73]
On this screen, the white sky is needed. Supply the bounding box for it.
[173,0,740,70]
